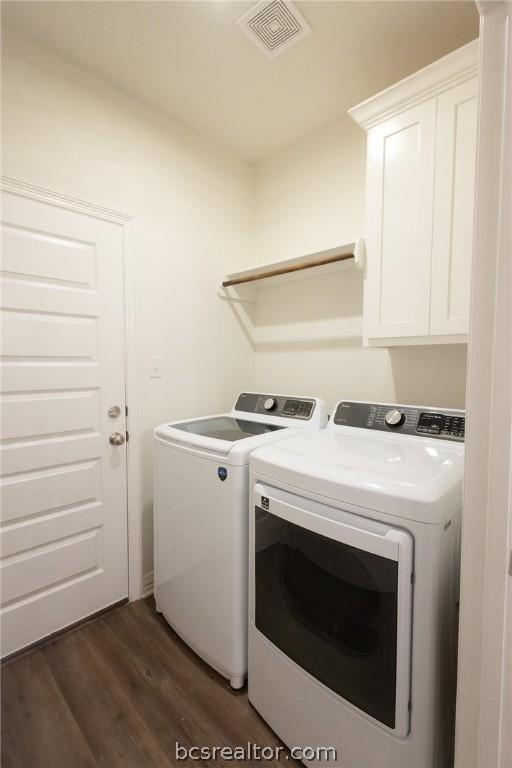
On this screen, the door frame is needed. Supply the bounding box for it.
[1,175,144,602]
[455,2,512,765]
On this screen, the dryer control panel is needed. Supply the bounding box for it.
[333,401,465,442]
[234,392,315,420]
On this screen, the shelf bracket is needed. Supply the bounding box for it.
[217,286,257,304]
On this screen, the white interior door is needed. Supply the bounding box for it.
[0,189,129,657]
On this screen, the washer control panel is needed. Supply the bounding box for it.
[234,393,315,420]
[333,401,465,442]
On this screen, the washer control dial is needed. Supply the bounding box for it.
[263,397,277,411]
[385,408,405,428]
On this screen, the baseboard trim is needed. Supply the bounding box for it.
[142,571,154,598]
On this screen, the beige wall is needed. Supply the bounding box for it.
[1,28,256,574]
[250,118,468,411]
[254,117,366,261]
[1,28,468,581]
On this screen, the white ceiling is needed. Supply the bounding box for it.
[3,1,479,162]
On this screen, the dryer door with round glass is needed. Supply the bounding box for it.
[253,484,413,737]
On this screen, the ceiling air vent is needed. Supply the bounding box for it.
[237,0,311,60]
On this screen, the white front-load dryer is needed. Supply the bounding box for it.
[248,400,465,767]
[154,392,327,688]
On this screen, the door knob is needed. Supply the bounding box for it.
[108,405,121,418]
[109,432,125,446]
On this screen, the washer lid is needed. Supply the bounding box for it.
[172,416,284,442]
[154,414,295,462]
[153,394,328,462]
[250,428,465,524]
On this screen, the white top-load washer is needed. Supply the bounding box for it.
[154,392,327,688]
[248,400,465,768]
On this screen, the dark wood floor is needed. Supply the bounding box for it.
[1,598,295,768]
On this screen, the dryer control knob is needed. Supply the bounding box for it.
[385,409,405,428]
[264,397,277,411]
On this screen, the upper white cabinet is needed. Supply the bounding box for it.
[364,100,437,339]
[430,77,478,336]
[349,41,479,346]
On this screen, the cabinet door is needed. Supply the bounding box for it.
[365,100,437,339]
[430,77,478,336]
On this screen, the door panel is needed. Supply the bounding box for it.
[2,391,100,440]
[2,528,102,605]
[365,100,437,339]
[253,484,413,736]
[2,312,97,358]
[2,501,103,557]
[1,461,101,525]
[256,511,400,728]
[0,190,128,657]
[430,77,478,335]
[1,223,96,286]
[1,276,99,316]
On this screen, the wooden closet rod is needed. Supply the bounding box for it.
[222,252,355,287]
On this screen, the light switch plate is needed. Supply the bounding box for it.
[148,356,162,378]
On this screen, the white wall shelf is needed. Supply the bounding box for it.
[220,240,364,299]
